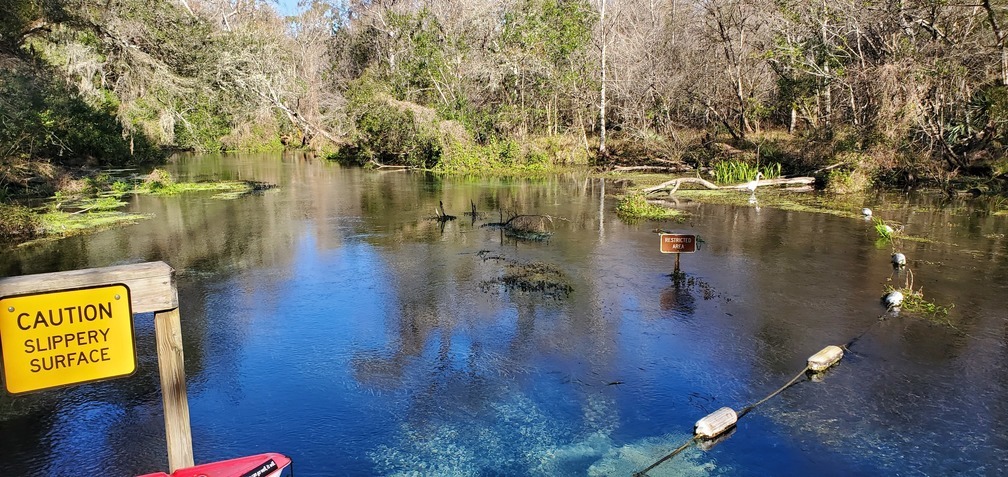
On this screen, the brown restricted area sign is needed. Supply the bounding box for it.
[660,234,697,253]
[0,284,136,394]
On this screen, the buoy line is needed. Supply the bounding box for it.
[633,437,699,477]
[634,303,901,476]
[737,366,809,419]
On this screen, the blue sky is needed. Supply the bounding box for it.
[274,0,302,17]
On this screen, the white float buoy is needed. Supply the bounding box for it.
[694,407,737,439]
[882,224,894,235]
[891,253,906,268]
[862,207,872,217]
[697,426,736,451]
[883,290,904,308]
[807,345,844,372]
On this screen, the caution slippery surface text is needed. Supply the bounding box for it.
[0,284,136,394]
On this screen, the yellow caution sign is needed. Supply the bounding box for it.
[0,284,136,394]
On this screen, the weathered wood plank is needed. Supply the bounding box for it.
[155,308,194,471]
[0,262,177,313]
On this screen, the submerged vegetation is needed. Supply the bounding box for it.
[478,251,573,299]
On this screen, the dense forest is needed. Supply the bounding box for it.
[1,0,1007,198]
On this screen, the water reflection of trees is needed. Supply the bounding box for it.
[8,156,1008,474]
[348,173,619,438]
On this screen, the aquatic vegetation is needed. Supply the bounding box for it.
[2,169,275,247]
[884,269,954,323]
[38,210,151,238]
[138,168,175,193]
[884,284,954,320]
[478,253,573,298]
[75,196,128,212]
[370,390,715,477]
[498,261,573,298]
[482,214,557,241]
[501,262,571,297]
[135,168,260,197]
[111,180,132,195]
[710,160,781,184]
[873,217,895,240]
[503,215,554,241]
[668,273,723,302]
[616,193,683,222]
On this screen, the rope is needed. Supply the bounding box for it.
[635,307,897,476]
[636,366,809,476]
[737,366,809,419]
[633,436,698,477]
[844,306,895,350]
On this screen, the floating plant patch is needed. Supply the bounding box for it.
[479,257,573,299]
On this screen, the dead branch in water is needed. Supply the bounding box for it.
[643,177,720,194]
[644,176,815,195]
[435,200,456,221]
[722,176,815,190]
[369,159,410,171]
[612,165,687,173]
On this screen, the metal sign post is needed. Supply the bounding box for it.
[659,234,698,274]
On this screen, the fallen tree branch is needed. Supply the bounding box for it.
[612,165,686,172]
[643,176,816,195]
[643,177,720,194]
[811,162,846,174]
[721,177,816,190]
[370,159,410,170]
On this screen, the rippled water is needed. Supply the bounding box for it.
[2,152,1008,476]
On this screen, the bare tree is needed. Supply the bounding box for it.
[983,0,1007,86]
[597,0,608,154]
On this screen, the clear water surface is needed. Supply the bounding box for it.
[2,152,1007,476]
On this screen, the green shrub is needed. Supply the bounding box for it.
[353,99,443,168]
[111,180,132,194]
[138,168,176,194]
[0,204,41,240]
[825,167,872,194]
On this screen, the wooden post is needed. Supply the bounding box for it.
[155,308,194,471]
[0,262,194,471]
[674,253,681,274]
